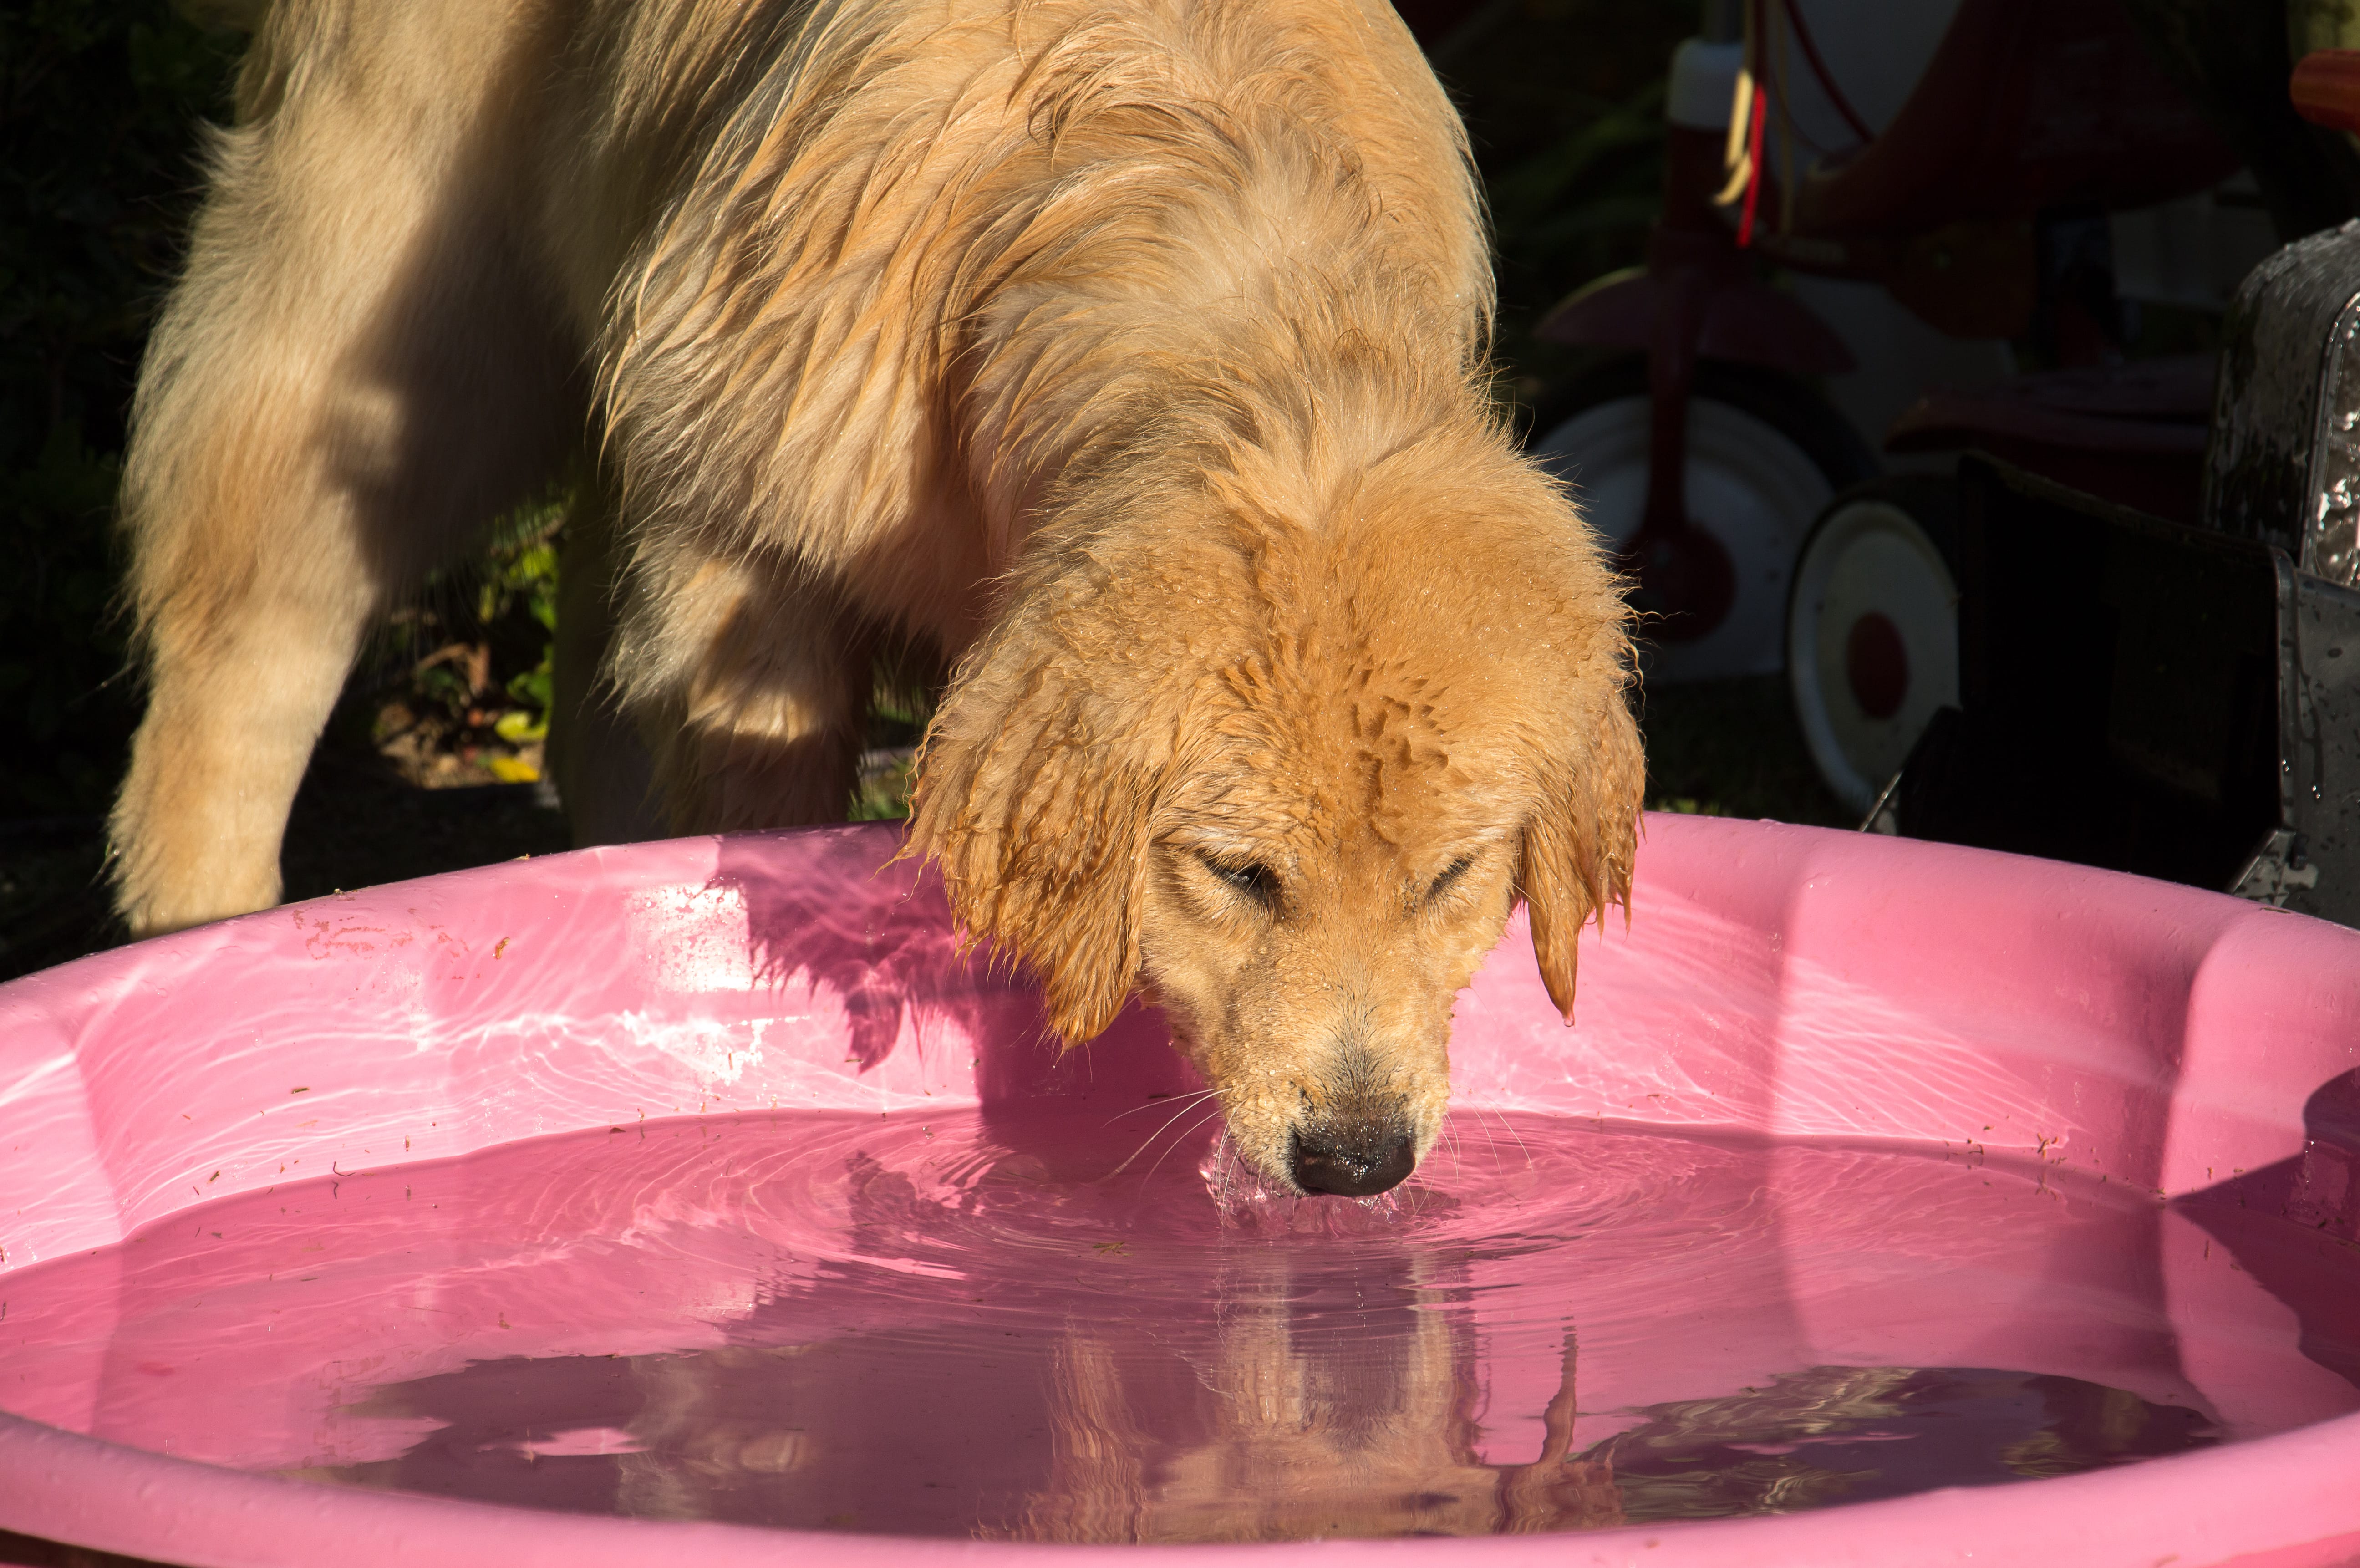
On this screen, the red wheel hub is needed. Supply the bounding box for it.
[1845,611,1909,720]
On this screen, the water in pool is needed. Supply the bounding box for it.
[1,1107,2353,1542]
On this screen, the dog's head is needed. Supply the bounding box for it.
[911,417,1639,1197]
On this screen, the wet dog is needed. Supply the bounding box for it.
[111,0,1641,1196]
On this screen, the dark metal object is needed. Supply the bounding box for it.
[1884,205,2360,925]
[2207,218,2360,585]
[1886,457,2360,925]
[2269,568,2360,908]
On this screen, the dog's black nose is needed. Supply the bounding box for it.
[1290,1127,1415,1196]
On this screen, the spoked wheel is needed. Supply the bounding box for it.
[1527,359,1878,682]
[1785,478,1963,816]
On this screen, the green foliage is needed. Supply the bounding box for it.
[848,753,914,822]
[1431,0,1701,402]
[485,499,563,738]
[0,1,239,817]
[369,495,565,763]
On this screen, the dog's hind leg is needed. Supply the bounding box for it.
[108,0,578,935]
[608,540,874,835]
[109,0,579,937]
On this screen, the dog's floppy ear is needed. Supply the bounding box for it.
[907,656,1159,1048]
[1516,682,1645,1025]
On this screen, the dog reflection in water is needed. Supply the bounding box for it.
[630,1251,1615,1540]
[983,1280,1617,1540]
[320,1245,1617,1540]
[316,1288,2219,1537]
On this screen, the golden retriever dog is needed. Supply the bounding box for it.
[110,0,1641,1196]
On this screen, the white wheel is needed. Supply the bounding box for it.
[1787,488,1960,815]
[1531,366,1871,683]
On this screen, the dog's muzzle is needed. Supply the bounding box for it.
[1289,1122,1415,1197]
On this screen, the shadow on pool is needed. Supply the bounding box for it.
[2176,1067,2360,1391]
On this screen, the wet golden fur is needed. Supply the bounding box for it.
[111,0,1640,1191]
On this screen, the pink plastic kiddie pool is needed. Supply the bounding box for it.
[2,814,2358,1568]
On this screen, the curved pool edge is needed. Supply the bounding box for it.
[4,815,2359,1565]
[7,1405,2360,1568]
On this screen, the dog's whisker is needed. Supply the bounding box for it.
[1436,1118,1466,1179]
[1205,1129,1246,1215]
[1470,1108,1508,1171]
[1103,1089,1219,1124]
[1125,1104,1224,1175]
[1480,1105,1536,1172]
[1474,1105,1510,1168]
[1135,1105,1228,1190]
[1104,1094,1227,1179]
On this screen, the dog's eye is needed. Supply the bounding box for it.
[1203,855,1280,906]
[1425,856,1475,904]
